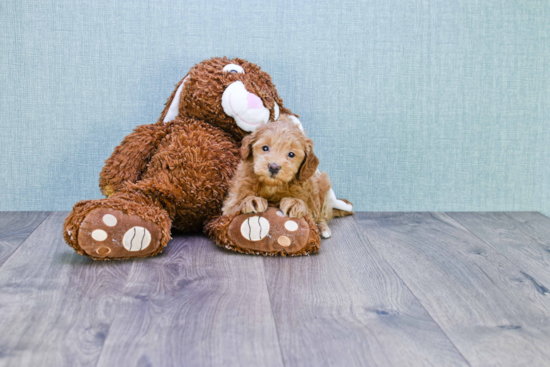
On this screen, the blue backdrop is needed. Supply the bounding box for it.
[1,0,549,214]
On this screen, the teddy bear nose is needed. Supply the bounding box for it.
[247,93,264,110]
[268,163,281,174]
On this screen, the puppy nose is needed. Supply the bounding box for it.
[268,163,280,174]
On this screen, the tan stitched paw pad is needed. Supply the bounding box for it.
[228,207,311,255]
[78,208,162,259]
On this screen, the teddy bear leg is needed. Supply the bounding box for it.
[205,207,321,256]
[64,190,172,260]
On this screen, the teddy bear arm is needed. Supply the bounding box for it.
[99,123,169,197]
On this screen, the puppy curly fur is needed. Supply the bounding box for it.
[222,116,350,238]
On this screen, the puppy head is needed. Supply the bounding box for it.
[241,119,319,185]
[160,57,294,140]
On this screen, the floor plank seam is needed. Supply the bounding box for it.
[0,211,52,270]
[261,258,287,367]
[447,212,550,294]
[352,216,473,367]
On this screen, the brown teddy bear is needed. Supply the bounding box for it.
[64,57,352,259]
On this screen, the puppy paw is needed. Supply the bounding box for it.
[318,222,332,239]
[240,196,269,214]
[279,197,308,218]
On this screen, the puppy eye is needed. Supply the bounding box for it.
[223,64,245,74]
[288,152,295,158]
[262,146,269,152]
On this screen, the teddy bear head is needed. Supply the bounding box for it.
[160,57,294,140]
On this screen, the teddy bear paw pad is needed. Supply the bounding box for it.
[78,208,162,259]
[240,216,270,241]
[228,207,312,255]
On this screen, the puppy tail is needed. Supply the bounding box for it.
[328,188,354,217]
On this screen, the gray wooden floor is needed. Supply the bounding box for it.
[1,212,550,366]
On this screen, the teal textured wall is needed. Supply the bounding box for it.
[1,0,549,214]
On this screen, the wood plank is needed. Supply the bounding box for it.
[0,212,134,367]
[356,212,550,367]
[506,212,550,250]
[95,234,283,367]
[263,216,469,367]
[0,211,50,267]
[448,212,550,289]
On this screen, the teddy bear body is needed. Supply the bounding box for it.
[64,57,304,259]
[100,118,240,232]
[63,57,346,260]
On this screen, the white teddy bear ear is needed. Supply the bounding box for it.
[163,76,189,123]
[273,102,280,121]
[328,188,354,212]
[288,115,304,131]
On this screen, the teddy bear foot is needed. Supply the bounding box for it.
[206,207,321,256]
[76,208,164,260]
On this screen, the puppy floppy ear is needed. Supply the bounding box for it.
[240,133,256,160]
[296,139,319,181]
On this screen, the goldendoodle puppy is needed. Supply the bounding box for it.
[222,116,353,238]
